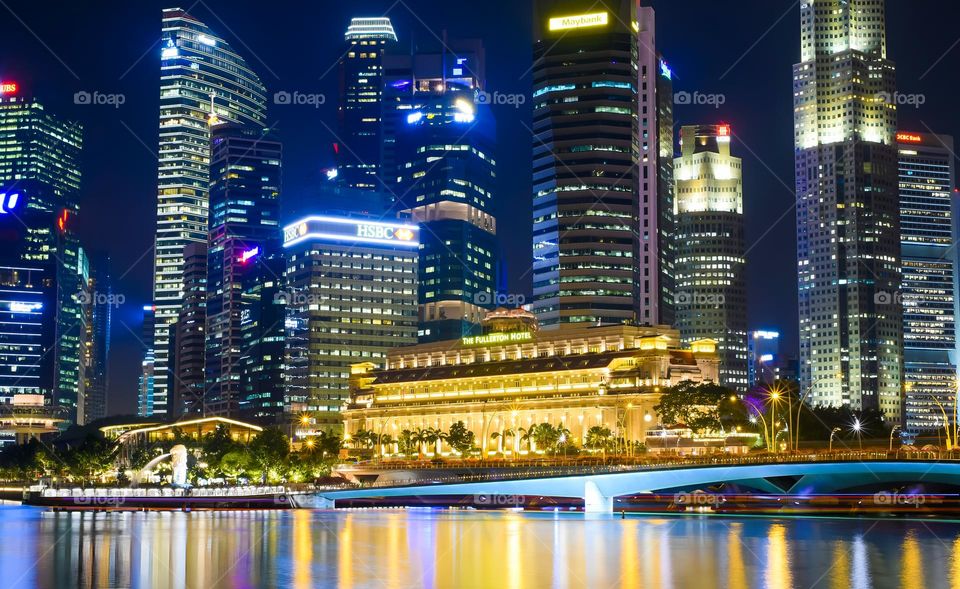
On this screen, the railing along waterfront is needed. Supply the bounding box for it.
[329,451,957,490]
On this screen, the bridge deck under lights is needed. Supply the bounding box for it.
[296,453,960,512]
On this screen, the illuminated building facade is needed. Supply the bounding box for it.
[674,125,747,390]
[0,84,86,423]
[283,215,419,432]
[896,131,957,432]
[344,318,720,457]
[170,242,206,417]
[337,17,397,194]
[81,255,112,424]
[150,8,267,416]
[204,126,282,417]
[385,40,498,342]
[238,244,286,422]
[531,1,674,327]
[793,0,902,420]
[747,330,780,387]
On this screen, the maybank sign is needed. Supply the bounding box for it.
[462,331,534,347]
[548,11,609,31]
[283,216,419,248]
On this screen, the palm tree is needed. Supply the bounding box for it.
[518,426,534,453]
[491,428,515,456]
[555,424,572,456]
[420,427,449,456]
[398,429,416,456]
[585,425,613,456]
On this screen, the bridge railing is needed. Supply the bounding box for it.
[332,451,952,490]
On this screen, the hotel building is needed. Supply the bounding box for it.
[793,0,902,420]
[897,131,957,432]
[283,215,419,432]
[344,310,719,456]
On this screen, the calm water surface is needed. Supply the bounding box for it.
[0,505,958,588]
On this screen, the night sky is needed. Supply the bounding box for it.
[0,0,956,414]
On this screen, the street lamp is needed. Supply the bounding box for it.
[889,425,901,452]
[829,427,841,451]
[851,419,863,450]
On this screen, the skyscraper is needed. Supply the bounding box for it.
[169,242,206,417]
[674,124,747,390]
[0,82,86,422]
[531,1,673,327]
[747,330,781,388]
[896,131,957,432]
[337,17,397,195]
[385,39,498,342]
[283,215,419,433]
[81,255,112,423]
[204,125,281,417]
[237,242,286,422]
[793,0,902,421]
[150,8,268,416]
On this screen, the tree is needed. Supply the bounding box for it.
[219,450,249,482]
[398,429,417,455]
[315,430,343,456]
[654,381,745,434]
[491,428,515,455]
[248,428,290,483]
[420,427,448,454]
[446,421,475,455]
[584,426,614,455]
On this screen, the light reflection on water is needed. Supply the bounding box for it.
[0,506,958,588]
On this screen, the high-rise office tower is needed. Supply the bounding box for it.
[337,17,397,195]
[384,40,498,342]
[204,125,281,417]
[170,242,206,417]
[531,1,673,327]
[150,8,267,416]
[282,215,419,432]
[0,82,86,422]
[138,305,156,417]
[793,0,902,421]
[81,255,112,423]
[747,330,781,388]
[896,131,957,432]
[238,242,286,422]
[674,124,747,390]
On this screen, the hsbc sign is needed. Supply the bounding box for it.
[357,223,415,242]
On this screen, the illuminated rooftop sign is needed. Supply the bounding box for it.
[548,11,609,31]
[462,331,534,346]
[0,82,17,95]
[896,132,923,144]
[283,216,419,249]
[0,192,20,214]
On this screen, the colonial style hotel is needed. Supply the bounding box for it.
[344,309,719,456]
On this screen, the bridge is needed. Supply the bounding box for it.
[295,453,960,513]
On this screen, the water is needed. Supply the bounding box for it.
[0,505,958,588]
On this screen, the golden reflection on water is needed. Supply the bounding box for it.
[8,509,960,588]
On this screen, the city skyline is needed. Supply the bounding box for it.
[0,0,958,415]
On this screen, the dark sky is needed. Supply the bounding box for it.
[0,1,956,415]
